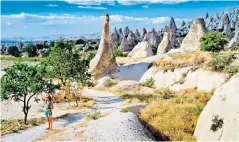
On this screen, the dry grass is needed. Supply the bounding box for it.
[0,54,45,61]
[155,51,212,72]
[116,57,146,65]
[140,88,215,141]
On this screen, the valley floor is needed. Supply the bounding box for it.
[1,89,152,141]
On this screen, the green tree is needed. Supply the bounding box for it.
[200,31,228,52]
[44,38,92,87]
[1,62,56,124]
[24,45,38,57]
[7,46,20,57]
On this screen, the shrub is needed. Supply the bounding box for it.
[207,53,238,74]
[120,108,131,113]
[6,46,20,57]
[210,115,223,132]
[200,31,228,52]
[24,45,38,57]
[140,77,155,88]
[86,110,101,120]
[114,49,124,57]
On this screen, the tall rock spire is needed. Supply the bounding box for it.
[89,14,118,79]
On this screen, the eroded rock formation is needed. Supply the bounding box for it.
[128,42,153,58]
[124,26,130,38]
[111,27,120,48]
[89,14,118,79]
[119,36,132,51]
[127,31,138,48]
[143,28,160,47]
[141,28,147,41]
[134,29,141,42]
[181,18,208,51]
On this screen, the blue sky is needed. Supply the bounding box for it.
[1,0,239,38]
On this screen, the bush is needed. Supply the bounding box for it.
[200,31,228,52]
[6,46,20,57]
[120,108,131,113]
[207,53,238,74]
[86,110,101,120]
[24,45,38,57]
[140,77,155,88]
[113,49,124,57]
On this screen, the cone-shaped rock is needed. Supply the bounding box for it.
[228,19,239,49]
[181,21,186,27]
[89,14,118,79]
[222,14,231,36]
[119,36,132,51]
[134,29,141,41]
[118,28,124,43]
[181,18,208,51]
[143,28,160,47]
[128,42,153,58]
[141,28,147,41]
[127,31,138,48]
[157,32,173,55]
[124,26,130,38]
[168,17,177,33]
[110,27,120,48]
[205,13,209,19]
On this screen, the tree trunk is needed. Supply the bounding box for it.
[24,112,28,125]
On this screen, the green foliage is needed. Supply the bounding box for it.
[120,108,131,113]
[140,77,155,88]
[44,38,92,87]
[113,49,124,57]
[1,61,56,124]
[200,31,228,52]
[210,115,223,132]
[7,46,20,57]
[193,104,203,115]
[86,110,101,120]
[24,45,38,57]
[207,53,238,74]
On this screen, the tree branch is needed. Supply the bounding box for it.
[26,93,36,109]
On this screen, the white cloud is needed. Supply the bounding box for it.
[64,0,188,6]
[1,13,176,25]
[45,4,58,7]
[77,5,107,10]
[65,0,115,5]
[142,5,149,8]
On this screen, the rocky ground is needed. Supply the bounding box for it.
[1,89,153,141]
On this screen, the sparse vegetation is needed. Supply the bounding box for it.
[210,115,224,132]
[113,49,124,57]
[120,108,131,113]
[140,88,215,141]
[200,31,228,52]
[140,77,155,88]
[206,53,238,75]
[86,110,102,120]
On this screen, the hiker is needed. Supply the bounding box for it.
[42,95,54,130]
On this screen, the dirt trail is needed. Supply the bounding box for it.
[1,89,152,141]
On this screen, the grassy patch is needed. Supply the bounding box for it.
[155,51,211,72]
[140,77,155,88]
[120,108,131,113]
[140,88,215,141]
[0,54,45,61]
[85,110,102,120]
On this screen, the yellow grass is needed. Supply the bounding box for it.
[140,88,215,141]
[116,57,147,65]
[0,54,45,61]
[156,51,212,71]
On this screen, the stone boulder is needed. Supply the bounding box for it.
[128,42,153,58]
[194,73,239,141]
[89,14,118,79]
[127,31,138,48]
[181,18,208,51]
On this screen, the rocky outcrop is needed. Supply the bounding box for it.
[222,14,232,36]
[177,20,190,37]
[194,73,239,141]
[127,31,138,48]
[119,36,132,51]
[143,28,160,47]
[181,18,208,51]
[141,28,147,41]
[118,28,124,43]
[228,19,239,48]
[111,27,120,48]
[128,42,153,58]
[157,18,178,55]
[134,29,141,42]
[124,26,130,38]
[89,14,118,79]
